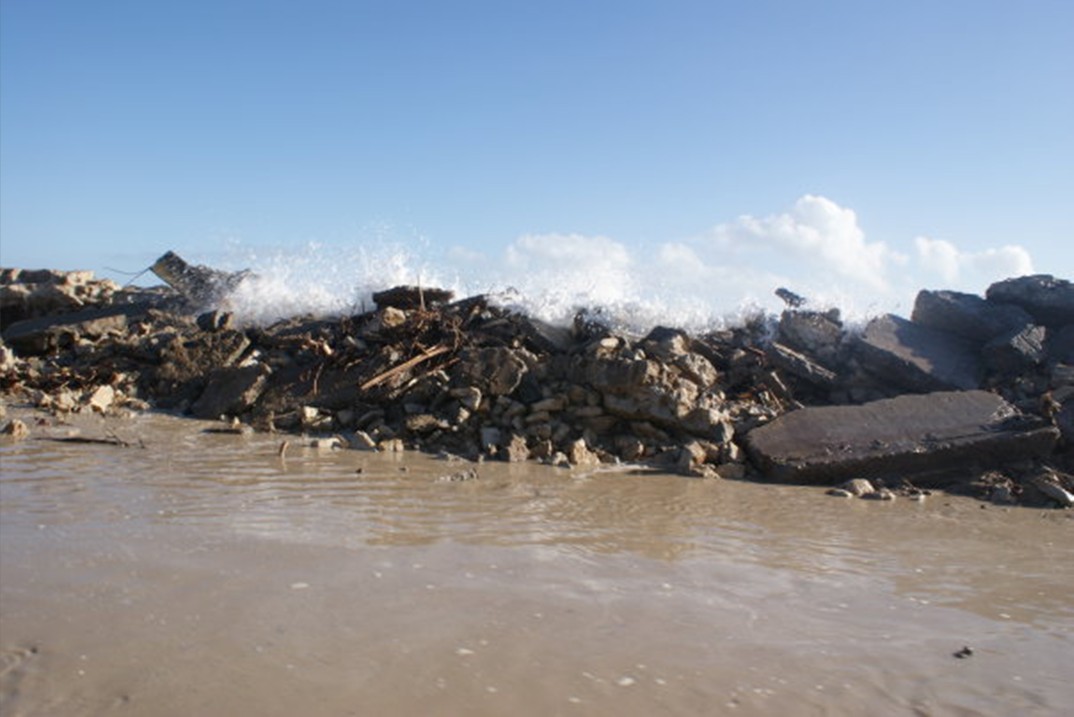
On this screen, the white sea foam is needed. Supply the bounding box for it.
[164,194,1038,331]
[197,229,1023,332]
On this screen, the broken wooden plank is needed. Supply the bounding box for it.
[359,344,451,391]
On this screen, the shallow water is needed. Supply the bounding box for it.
[1,409,1071,716]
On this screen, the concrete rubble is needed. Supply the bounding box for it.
[2,255,1073,508]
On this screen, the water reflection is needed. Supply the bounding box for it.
[2,409,1072,631]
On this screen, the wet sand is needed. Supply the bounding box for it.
[2,409,1072,716]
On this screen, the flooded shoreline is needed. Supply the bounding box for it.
[2,409,1072,715]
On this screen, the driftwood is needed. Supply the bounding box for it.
[360,344,451,391]
[38,434,141,448]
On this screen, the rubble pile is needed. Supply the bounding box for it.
[2,254,1072,508]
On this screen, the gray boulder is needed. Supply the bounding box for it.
[911,289,1033,344]
[1047,324,1074,365]
[982,324,1047,375]
[986,275,1074,328]
[191,364,271,419]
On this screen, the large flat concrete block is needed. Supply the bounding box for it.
[746,390,1058,484]
[855,314,982,392]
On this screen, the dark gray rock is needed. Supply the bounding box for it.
[1056,399,1074,445]
[1,304,147,354]
[855,314,982,392]
[371,285,454,310]
[766,342,837,387]
[911,290,1034,344]
[983,324,1047,375]
[1047,324,1074,365]
[196,310,235,332]
[191,364,271,419]
[986,275,1074,328]
[745,390,1059,484]
[453,347,529,396]
[519,316,574,353]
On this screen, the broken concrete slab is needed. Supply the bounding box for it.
[1,303,148,354]
[983,324,1047,375]
[777,309,843,363]
[766,342,837,387]
[745,390,1059,484]
[151,251,249,307]
[371,285,454,310]
[191,364,271,419]
[911,289,1034,344]
[985,274,1074,328]
[855,314,982,392]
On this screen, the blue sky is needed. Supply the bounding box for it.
[2,1,1071,320]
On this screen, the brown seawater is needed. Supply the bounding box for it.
[1,408,1071,716]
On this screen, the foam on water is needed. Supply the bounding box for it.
[208,238,920,332]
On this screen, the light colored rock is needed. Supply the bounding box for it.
[1029,474,1074,508]
[1,419,29,440]
[504,433,530,462]
[86,385,116,413]
[449,386,483,412]
[567,438,600,467]
[309,436,345,450]
[841,478,875,497]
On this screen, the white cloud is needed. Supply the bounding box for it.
[914,236,1034,287]
[506,233,632,270]
[706,194,906,291]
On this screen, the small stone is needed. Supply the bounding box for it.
[450,386,482,412]
[714,463,746,480]
[530,396,566,413]
[437,468,479,482]
[309,436,345,450]
[990,484,1017,505]
[840,478,875,497]
[86,384,116,413]
[1,419,30,441]
[567,437,601,467]
[827,488,854,498]
[504,433,530,462]
[862,488,896,501]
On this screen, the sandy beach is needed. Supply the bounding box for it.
[2,408,1072,716]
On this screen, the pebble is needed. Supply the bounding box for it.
[1,419,30,441]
